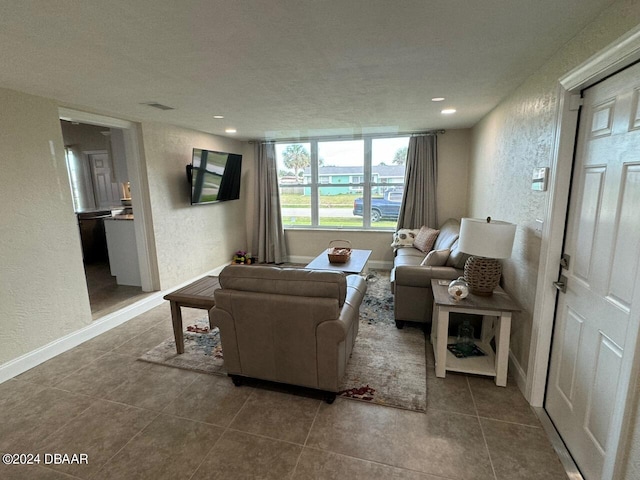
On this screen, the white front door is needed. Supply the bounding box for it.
[545,63,640,479]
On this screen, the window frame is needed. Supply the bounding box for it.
[276,135,408,230]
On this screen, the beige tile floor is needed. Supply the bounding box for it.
[0,303,569,480]
[83,261,150,320]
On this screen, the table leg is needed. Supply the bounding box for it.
[435,307,450,378]
[494,312,512,386]
[430,301,438,345]
[481,315,495,345]
[170,301,184,354]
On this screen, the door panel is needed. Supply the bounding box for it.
[608,164,640,306]
[584,333,622,452]
[555,306,584,406]
[573,167,605,282]
[546,62,640,480]
[89,152,120,209]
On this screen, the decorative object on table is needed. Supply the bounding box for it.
[233,250,253,264]
[327,239,351,263]
[447,276,469,301]
[454,319,476,356]
[457,217,516,296]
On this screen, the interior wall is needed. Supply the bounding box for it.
[0,87,92,365]
[139,123,250,288]
[468,0,640,380]
[284,129,471,264]
[436,129,470,224]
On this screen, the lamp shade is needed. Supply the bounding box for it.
[458,218,516,259]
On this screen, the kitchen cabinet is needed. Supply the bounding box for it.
[104,217,141,286]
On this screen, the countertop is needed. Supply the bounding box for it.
[76,207,121,215]
[105,214,134,221]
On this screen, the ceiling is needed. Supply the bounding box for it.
[0,0,614,140]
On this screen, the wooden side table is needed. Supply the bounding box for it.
[163,276,220,354]
[430,279,520,386]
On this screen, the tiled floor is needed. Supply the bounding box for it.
[83,261,150,320]
[0,303,569,480]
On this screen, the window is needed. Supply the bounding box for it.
[276,136,409,229]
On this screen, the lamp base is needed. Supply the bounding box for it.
[463,256,502,296]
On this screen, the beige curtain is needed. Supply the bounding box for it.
[252,142,287,263]
[396,135,438,229]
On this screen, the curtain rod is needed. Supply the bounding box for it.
[249,129,445,144]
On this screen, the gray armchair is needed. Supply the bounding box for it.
[209,265,367,403]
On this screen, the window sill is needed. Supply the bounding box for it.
[283,227,394,233]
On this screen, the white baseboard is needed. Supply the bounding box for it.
[509,350,529,400]
[287,255,313,265]
[367,260,394,270]
[0,262,231,384]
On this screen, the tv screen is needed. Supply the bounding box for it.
[188,148,242,205]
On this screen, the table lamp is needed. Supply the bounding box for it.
[458,217,516,296]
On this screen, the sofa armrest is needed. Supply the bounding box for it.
[394,265,461,288]
[208,306,241,374]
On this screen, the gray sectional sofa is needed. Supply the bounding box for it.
[390,218,469,328]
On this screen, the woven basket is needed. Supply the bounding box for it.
[327,240,352,264]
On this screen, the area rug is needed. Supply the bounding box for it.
[139,270,427,412]
[338,271,426,411]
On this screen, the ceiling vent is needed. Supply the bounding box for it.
[141,102,175,111]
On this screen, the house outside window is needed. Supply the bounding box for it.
[276,136,409,229]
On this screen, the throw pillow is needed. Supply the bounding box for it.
[420,248,451,266]
[391,228,420,248]
[413,226,440,253]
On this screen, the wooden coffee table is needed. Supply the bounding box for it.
[163,276,220,354]
[305,249,372,275]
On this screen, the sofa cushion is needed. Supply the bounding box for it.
[421,248,450,266]
[433,218,460,251]
[413,226,440,253]
[394,247,426,267]
[395,247,426,259]
[391,228,420,249]
[446,239,470,269]
[220,265,347,306]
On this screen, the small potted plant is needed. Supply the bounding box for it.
[233,251,253,264]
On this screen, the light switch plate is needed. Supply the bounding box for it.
[532,167,549,191]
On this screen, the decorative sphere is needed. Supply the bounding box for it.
[448,277,469,301]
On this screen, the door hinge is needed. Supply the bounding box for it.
[569,94,583,111]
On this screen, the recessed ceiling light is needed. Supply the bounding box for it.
[213,115,224,119]
[441,108,457,115]
[431,97,445,102]
[225,128,237,134]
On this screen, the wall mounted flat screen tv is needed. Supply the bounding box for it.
[188,148,242,205]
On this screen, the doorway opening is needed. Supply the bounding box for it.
[59,110,159,319]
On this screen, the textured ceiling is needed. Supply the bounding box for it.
[0,0,614,140]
